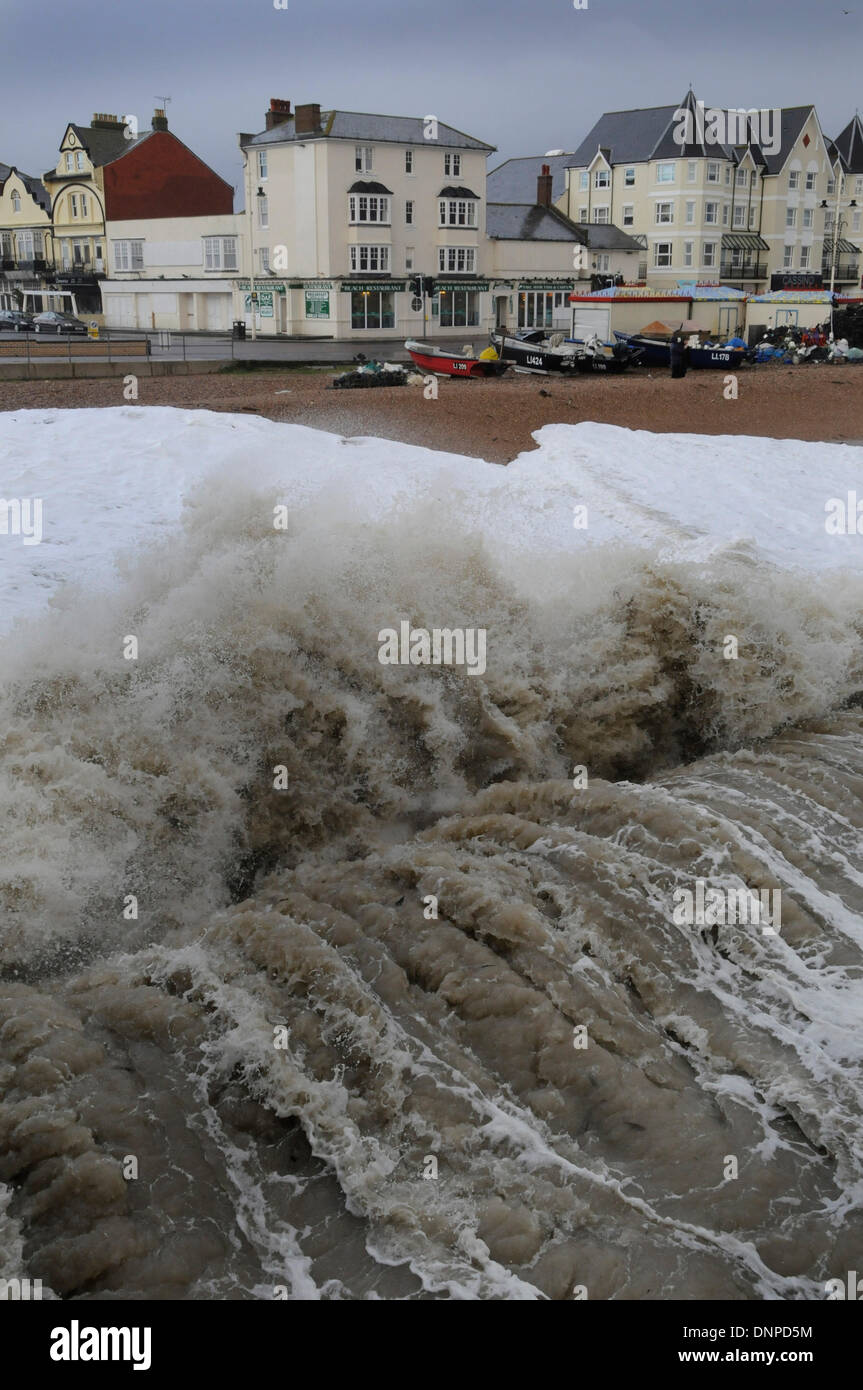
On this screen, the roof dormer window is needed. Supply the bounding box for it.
[11,191,20,213]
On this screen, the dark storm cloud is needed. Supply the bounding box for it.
[1,0,860,198]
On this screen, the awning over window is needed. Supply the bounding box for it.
[721,233,769,251]
[348,180,393,195]
[823,237,859,255]
[437,186,480,199]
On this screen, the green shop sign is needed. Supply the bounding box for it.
[435,281,491,292]
[236,281,287,293]
[305,288,330,318]
[245,291,274,317]
[340,281,407,293]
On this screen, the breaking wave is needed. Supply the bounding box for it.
[1,411,862,1299]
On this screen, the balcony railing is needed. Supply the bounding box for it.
[821,262,860,283]
[0,257,49,274]
[720,261,767,280]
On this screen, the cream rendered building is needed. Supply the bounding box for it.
[236,100,495,338]
[0,165,53,311]
[563,93,859,294]
[102,213,242,331]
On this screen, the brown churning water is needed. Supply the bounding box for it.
[1,417,862,1300]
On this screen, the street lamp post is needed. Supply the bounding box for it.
[245,155,261,342]
[821,171,858,340]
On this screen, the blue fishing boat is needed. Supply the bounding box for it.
[613,331,750,370]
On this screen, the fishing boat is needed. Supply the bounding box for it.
[404,340,510,378]
[493,328,640,375]
[568,335,642,374]
[490,329,581,375]
[613,331,750,370]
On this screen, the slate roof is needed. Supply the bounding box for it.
[573,222,643,252]
[487,154,573,204]
[348,180,393,194]
[42,123,150,180]
[833,114,863,174]
[244,111,494,151]
[569,104,681,167]
[0,163,51,211]
[438,185,480,199]
[569,96,818,176]
[486,203,588,242]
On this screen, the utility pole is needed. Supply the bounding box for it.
[246,151,257,342]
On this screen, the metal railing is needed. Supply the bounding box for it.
[719,261,767,280]
[821,262,860,283]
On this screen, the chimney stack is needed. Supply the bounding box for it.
[152,108,169,132]
[91,113,125,129]
[266,98,292,130]
[295,103,321,136]
[537,163,553,208]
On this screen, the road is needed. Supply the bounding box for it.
[0,330,491,365]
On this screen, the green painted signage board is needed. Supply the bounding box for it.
[305,289,330,318]
[340,281,407,293]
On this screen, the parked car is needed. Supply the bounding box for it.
[33,311,88,335]
[0,309,36,333]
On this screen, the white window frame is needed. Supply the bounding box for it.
[687,161,697,182]
[11,191,20,213]
[355,146,373,173]
[405,199,414,225]
[789,171,800,190]
[785,207,797,227]
[685,200,695,224]
[733,204,746,228]
[592,206,610,224]
[444,153,462,177]
[349,244,390,273]
[405,149,414,175]
[113,239,145,271]
[655,201,674,225]
[624,167,635,186]
[257,151,268,181]
[203,236,238,271]
[704,201,718,224]
[800,245,811,269]
[805,172,816,191]
[707,161,720,183]
[653,241,673,267]
[349,194,391,224]
[437,246,477,274]
[703,241,717,268]
[438,198,477,227]
[579,171,589,190]
[683,241,693,267]
[656,163,675,183]
[802,208,814,228]
[257,194,269,229]
[622,204,634,226]
[783,245,794,268]
[594,168,610,188]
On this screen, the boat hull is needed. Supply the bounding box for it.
[405,341,509,378]
[490,332,580,374]
[614,332,748,370]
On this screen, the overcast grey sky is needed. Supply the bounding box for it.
[1,0,860,201]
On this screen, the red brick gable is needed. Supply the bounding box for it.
[102,131,233,220]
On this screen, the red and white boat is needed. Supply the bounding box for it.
[404,340,510,378]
